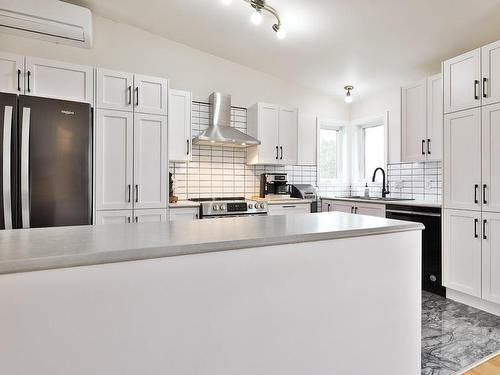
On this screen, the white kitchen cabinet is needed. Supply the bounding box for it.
[443,209,482,298]
[95,210,133,225]
[401,74,442,162]
[247,102,298,165]
[481,212,500,304]
[482,102,500,212]
[443,48,481,114]
[355,202,386,217]
[169,207,199,221]
[278,106,298,165]
[133,113,168,209]
[134,74,168,115]
[97,69,134,112]
[426,74,443,160]
[321,200,334,212]
[481,40,500,106]
[297,113,317,166]
[267,203,311,216]
[95,110,134,211]
[25,56,93,104]
[331,201,354,213]
[0,52,24,94]
[401,79,427,162]
[134,209,168,223]
[168,89,192,162]
[443,108,482,211]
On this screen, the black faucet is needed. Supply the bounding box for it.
[372,167,390,198]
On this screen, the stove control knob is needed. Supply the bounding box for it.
[259,203,265,209]
[248,203,253,209]
[212,204,219,211]
[220,204,226,210]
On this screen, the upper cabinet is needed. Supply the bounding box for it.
[168,89,192,162]
[96,68,168,115]
[0,52,24,94]
[442,43,500,113]
[401,74,442,162]
[247,102,298,165]
[0,53,93,103]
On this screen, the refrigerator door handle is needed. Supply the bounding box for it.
[3,106,13,229]
[21,107,31,228]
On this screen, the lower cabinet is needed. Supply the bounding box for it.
[481,211,500,304]
[322,199,385,217]
[169,207,199,221]
[267,203,311,216]
[95,209,168,224]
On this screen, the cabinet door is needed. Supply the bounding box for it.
[482,103,500,212]
[401,79,427,162]
[25,57,93,103]
[355,203,386,217]
[482,40,500,106]
[443,108,482,210]
[95,110,134,210]
[268,203,310,216]
[331,201,355,214]
[133,113,168,209]
[134,209,168,223]
[278,106,298,165]
[482,212,500,304]
[97,69,134,112]
[426,74,443,160]
[443,48,481,114]
[443,209,482,297]
[95,210,133,225]
[321,200,333,212]
[256,103,279,164]
[169,207,199,221]
[168,89,192,162]
[0,52,24,94]
[134,74,168,115]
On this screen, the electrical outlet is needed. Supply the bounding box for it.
[425,178,433,190]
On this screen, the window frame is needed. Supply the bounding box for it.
[316,118,346,186]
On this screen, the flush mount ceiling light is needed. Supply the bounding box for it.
[222,0,286,39]
[344,85,354,103]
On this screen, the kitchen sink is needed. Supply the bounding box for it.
[345,196,415,202]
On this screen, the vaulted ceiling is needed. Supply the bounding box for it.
[66,0,500,100]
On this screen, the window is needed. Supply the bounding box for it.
[362,124,385,180]
[318,120,344,184]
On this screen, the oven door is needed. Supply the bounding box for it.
[202,213,268,219]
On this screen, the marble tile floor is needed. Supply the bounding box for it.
[422,291,500,375]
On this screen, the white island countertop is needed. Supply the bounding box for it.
[0,212,423,275]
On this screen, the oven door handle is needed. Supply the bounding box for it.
[385,209,441,218]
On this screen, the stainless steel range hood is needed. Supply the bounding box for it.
[192,93,261,148]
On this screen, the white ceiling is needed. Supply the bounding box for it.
[66,0,500,100]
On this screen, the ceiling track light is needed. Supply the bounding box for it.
[229,0,285,39]
[344,85,354,103]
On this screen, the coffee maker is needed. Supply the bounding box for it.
[259,173,290,198]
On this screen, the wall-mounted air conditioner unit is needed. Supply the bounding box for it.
[0,0,93,49]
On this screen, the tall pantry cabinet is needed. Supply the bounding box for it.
[442,39,500,312]
[94,68,169,223]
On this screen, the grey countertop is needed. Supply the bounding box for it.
[0,212,423,275]
[321,196,442,208]
[169,200,200,208]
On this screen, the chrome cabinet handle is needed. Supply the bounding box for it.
[127,217,131,223]
[282,205,297,208]
[135,184,139,203]
[135,216,138,223]
[483,219,488,240]
[474,218,479,238]
[280,146,283,160]
[27,71,31,93]
[135,87,139,106]
[127,184,131,203]
[275,146,279,159]
[483,78,488,98]
[474,184,479,204]
[3,106,13,229]
[354,207,358,214]
[427,139,431,155]
[21,107,31,228]
[421,140,425,155]
[128,86,132,105]
[17,69,21,92]
[186,139,190,155]
[474,80,479,100]
[483,184,487,205]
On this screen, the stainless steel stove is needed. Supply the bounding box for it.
[189,197,268,219]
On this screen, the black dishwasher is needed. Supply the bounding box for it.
[386,204,445,297]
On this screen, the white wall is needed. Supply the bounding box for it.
[0,15,348,122]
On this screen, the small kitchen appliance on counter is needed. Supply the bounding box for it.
[189,197,268,219]
[259,173,290,198]
[290,184,319,212]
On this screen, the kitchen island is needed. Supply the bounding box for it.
[0,212,423,375]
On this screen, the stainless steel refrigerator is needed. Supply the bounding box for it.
[0,93,92,230]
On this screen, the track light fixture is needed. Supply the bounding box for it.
[344,85,354,103]
[222,0,286,39]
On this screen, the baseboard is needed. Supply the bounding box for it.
[446,288,500,316]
